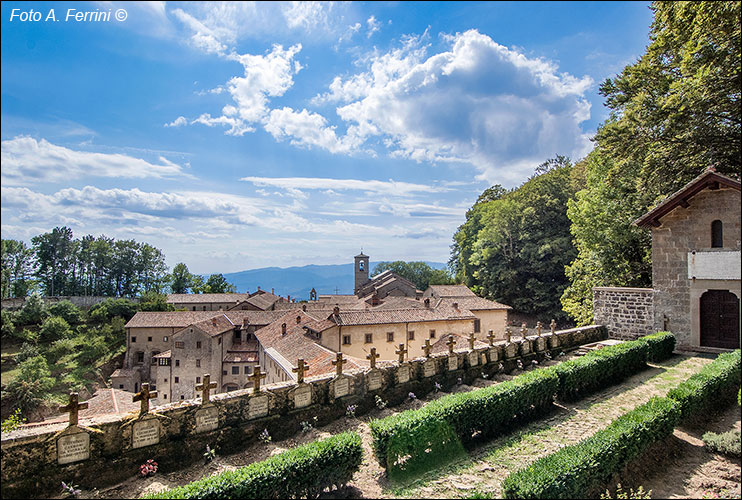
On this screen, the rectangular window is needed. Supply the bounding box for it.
[148,336,153,342]
[196,341,202,349]
[175,359,180,367]
[174,377,179,383]
[387,332,394,342]
[408,330,415,341]
[136,352,144,363]
[232,366,239,375]
[343,335,351,345]
[163,336,168,342]
[118,384,124,389]
[223,370,227,375]
[218,338,222,345]
[474,319,481,333]
[175,341,184,349]
[364,333,373,344]
[181,395,185,400]
[245,366,250,374]
[164,378,167,382]
[131,336,137,343]
[430,329,436,339]
[196,376,201,383]
[163,394,167,399]
[196,359,201,367]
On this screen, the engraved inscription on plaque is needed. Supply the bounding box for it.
[468,351,479,367]
[549,334,560,348]
[132,419,160,449]
[536,337,546,352]
[249,395,269,419]
[334,377,350,398]
[489,347,499,362]
[505,344,518,358]
[448,355,458,371]
[367,370,382,391]
[397,365,410,384]
[423,360,436,378]
[194,406,219,433]
[294,385,312,408]
[57,431,89,465]
[520,341,531,355]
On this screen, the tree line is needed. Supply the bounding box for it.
[451,1,740,324]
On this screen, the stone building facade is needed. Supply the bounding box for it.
[592,287,655,340]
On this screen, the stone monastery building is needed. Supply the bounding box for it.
[112,254,511,405]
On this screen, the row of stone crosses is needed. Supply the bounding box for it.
[59,320,557,427]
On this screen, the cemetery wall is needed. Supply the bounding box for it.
[1,295,138,311]
[592,287,655,340]
[0,325,606,498]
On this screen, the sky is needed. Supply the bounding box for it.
[1,1,654,274]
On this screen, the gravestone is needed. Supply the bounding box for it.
[505,343,518,358]
[132,418,160,449]
[448,355,458,371]
[548,333,560,349]
[248,395,269,419]
[57,429,90,465]
[423,359,436,377]
[333,377,350,399]
[520,340,531,355]
[535,337,546,352]
[293,384,312,409]
[194,406,219,433]
[489,346,500,362]
[468,351,479,367]
[397,365,410,384]
[367,369,382,391]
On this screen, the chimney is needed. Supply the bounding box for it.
[281,323,287,335]
[302,304,307,312]
[242,317,249,327]
[257,286,261,291]
[296,315,301,324]
[212,318,217,326]
[287,295,291,302]
[272,288,275,295]
[424,298,430,308]
[333,305,340,316]
[452,302,458,310]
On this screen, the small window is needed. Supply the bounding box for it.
[196,359,201,368]
[244,366,250,374]
[163,336,169,342]
[359,261,365,271]
[118,384,124,389]
[343,335,352,345]
[223,370,227,376]
[365,333,373,344]
[148,336,153,342]
[218,338,222,345]
[387,332,394,342]
[163,394,167,399]
[192,306,196,311]
[232,366,239,375]
[712,220,723,248]
[175,377,179,383]
[474,319,481,333]
[196,376,201,383]
[175,341,184,349]
[203,306,207,310]
[164,378,167,382]
[408,330,415,341]
[175,359,180,367]
[131,336,137,343]
[196,341,202,349]
[180,395,185,400]
[430,329,436,339]
[136,352,144,363]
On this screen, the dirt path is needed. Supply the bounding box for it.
[76,354,713,499]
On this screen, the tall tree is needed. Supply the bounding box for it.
[1,239,33,298]
[202,274,237,294]
[169,263,193,294]
[372,261,455,291]
[31,227,75,296]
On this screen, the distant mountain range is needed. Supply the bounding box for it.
[219,262,448,300]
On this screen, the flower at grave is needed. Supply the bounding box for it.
[61,481,81,498]
[203,444,216,463]
[498,363,504,372]
[516,360,523,370]
[408,392,417,400]
[532,360,539,366]
[138,459,158,478]
[481,371,488,379]
[457,377,463,385]
[434,382,442,392]
[375,395,387,410]
[346,404,358,417]
[544,352,552,360]
[559,351,565,357]
[258,428,272,443]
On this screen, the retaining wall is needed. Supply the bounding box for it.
[593,287,655,340]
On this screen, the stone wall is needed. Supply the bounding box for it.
[0,325,606,499]
[593,287,656,340]
[1,296,139,311]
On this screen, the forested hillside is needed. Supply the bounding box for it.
[453,1,741,324]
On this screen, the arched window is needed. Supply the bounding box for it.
[359,260,365,271]
[711,220,723,248]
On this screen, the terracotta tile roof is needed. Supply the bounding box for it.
[223,352,258,363]
[111,368,140,378]
[167,293,251,304]
[356,271,417,298]
[126,310,284,329]
[222,310,286,325]
[429,332,489,354]
[333,306,475,326]
[153,350,171,359]
[244,292,282,310]
[183,314,236,337]
[316,294,360,304]
[40,388,141,425]
[439,297,511,311]
[427,285,477,297]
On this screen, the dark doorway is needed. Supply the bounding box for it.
[700,290,740,349]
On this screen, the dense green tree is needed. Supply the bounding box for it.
[1,239,33,298]
[89,298,139,323]
[1,309,16,340]
[31,227,75,297]
[372,261,455,291]
[138,291,176,312]
[15,294,48,327]
[3,355,56,414]
[169,262,194,294]
[47,300,84,325]
[202,273,237,294]
[39,316,72,342]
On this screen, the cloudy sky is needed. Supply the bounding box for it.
[1,1,653,274]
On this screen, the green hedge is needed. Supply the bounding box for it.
[552,340,649,401]
[637,331,676,362]
[145,432,363,499]
[369,367,559,478]
[501,397,680,499]
[667,349,741,419]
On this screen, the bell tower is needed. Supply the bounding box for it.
[354,251,370,293]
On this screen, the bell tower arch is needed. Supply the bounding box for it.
[354,251,370,293]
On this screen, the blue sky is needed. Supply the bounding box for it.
[1,1,653,274]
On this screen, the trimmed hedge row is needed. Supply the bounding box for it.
[667,349,741,419]
[369,368,559,477]
[637,331,676,362]
[552,340,649,401]
[144,431,363,499]
[501,397,680,499]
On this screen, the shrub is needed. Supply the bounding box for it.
[48,300,84,325]
[502,397,680,499]
[1,408,26,433]
[145,432,363,499]
[89,298,138,323]
[667,350,741,419]
[552,340,649,401]
[637,331,676,362]
[39,316,72,341]
[15,294,48,326]
[16,342,41,363]
[1,309,16,339]
[369,367,559,478]
[702,430,741,458]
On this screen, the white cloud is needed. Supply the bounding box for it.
[0,136,190,186]
[240,176,448,196]
[264,107,352,153]
[366,15,381,38]
[164,116,188,127]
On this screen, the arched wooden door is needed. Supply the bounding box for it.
[700,290,740,349]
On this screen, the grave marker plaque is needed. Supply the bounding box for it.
[448,355,458,371]
[505,343,518,358]
[423,359,436,377]
[397,365,410,384]
[294,385,312,409]
[549,333,560,349]
[248,395,269,419]
[132,418,160,449]
[194,406,219,433]
[489,347,499,362]
[536,337,546,352]
[57,430,89,465]
[333,377,350,398]
[367,369,382,391]
[520,340,531,355]
[468,351,479,367]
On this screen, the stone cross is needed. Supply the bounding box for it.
[446,335,457,354]
[249,366,267,392]
[195,374,217,404]
[332,352,347,377]
[396,343,408,364]
[536,321,543,337]
[520,323,528,337]
[468,332,476,350]
[423,339,432,357]
[59,392,88,427]
[133,383,157,415]
[505,326,512,343]
[487,330,496,346]
[550,319,557,334]
[366,348,379,369]
[292,359,310,384]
